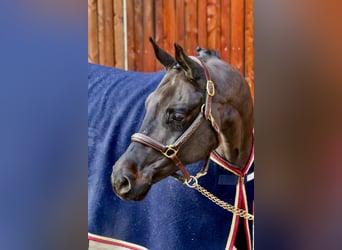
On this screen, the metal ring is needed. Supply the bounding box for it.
[185,176,198,188]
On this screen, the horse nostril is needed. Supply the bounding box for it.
[116,175,131,195]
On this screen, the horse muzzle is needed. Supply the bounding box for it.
[111,159,152,201]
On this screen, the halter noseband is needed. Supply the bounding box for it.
[131,57,220,182]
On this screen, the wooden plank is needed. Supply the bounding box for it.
[155,0,164,71]
[207,0,220,50]
[96,0,114,66]
[245,0,254,101]
[143,0,155,72]
[88,0,99,64]
[230,0,244,74]
[215,0,221,51]
[126,0,136,70]
[176,0,185,48]
[162,0,176,55]
[220,0,230,62]
[104,0,114,67]
[113,0,124,69]
[197,0,207,49]
[97,0,106,65]
[185,0,198,55]
[134,0,144,71]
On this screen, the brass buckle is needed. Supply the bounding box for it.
[206,80,215,96]
[163,146,178,158]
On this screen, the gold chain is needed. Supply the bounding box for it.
[185,176,254,220]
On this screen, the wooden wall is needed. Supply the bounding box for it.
[88,0,254,97]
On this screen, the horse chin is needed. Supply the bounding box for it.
[112,159,176,201]
[122,171,172,201]
[116,183,151,201]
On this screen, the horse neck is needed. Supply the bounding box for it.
[212,84,254,170]
[215,124,253,170]
[203,59,253,170]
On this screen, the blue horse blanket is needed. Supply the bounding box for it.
[88,63,254,250]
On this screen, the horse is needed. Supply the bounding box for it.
[88,39,254,250]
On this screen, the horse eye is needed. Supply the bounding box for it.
[164,109,187,128]
[172,113,185,122]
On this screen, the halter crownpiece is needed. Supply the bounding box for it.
[189,56,220,134]
[131,56,220,182]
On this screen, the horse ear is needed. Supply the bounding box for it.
[174,43,203,81]
[149,37,176,70]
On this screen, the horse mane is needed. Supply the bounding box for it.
[196,46,221,61]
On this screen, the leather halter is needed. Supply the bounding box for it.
[131,57,220,182]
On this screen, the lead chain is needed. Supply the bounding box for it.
[186,177,254,220]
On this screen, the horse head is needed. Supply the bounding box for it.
[111,38,253,201]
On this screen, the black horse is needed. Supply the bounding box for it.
[89,39,254,250]
[112,38,253,202]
